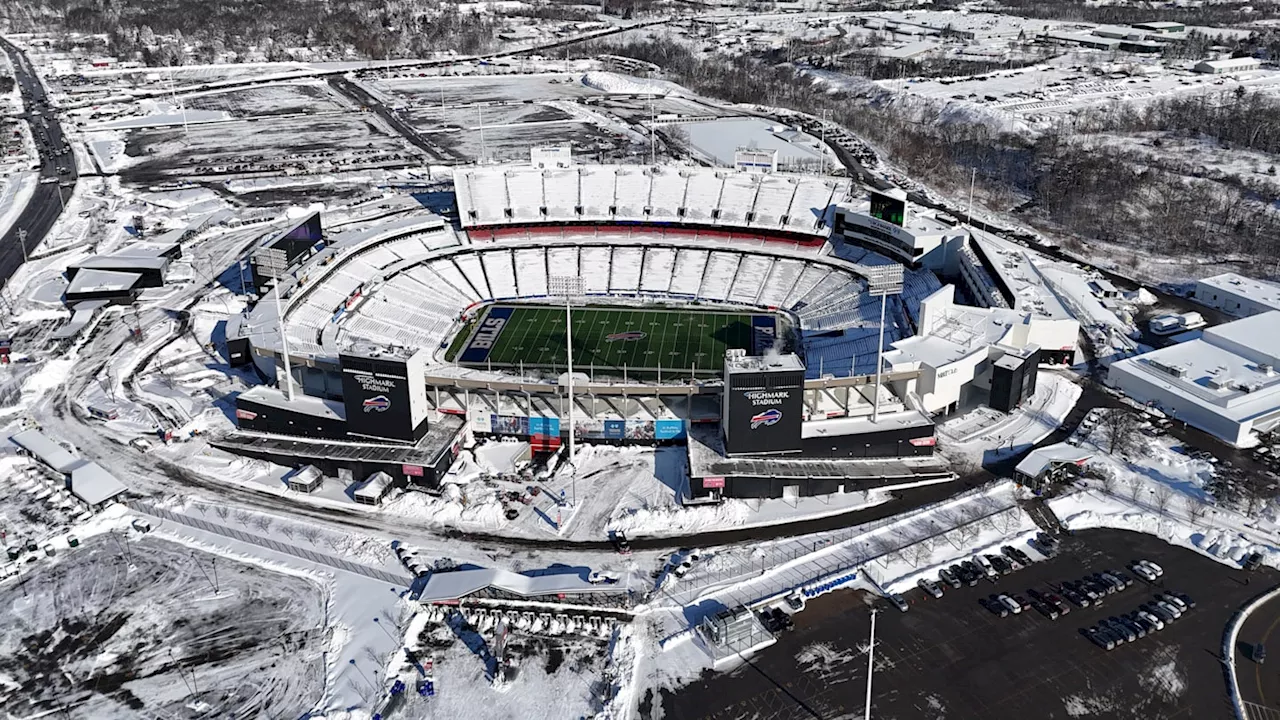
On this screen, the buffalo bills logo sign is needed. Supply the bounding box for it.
[363,395,391,413]
[750,408,782,429]
[605,331,646,342]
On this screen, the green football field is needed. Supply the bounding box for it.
[452,305,777,375]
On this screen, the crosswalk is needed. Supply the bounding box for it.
[1244,700,1280,720]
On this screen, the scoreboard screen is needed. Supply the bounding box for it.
[870,191,906,227]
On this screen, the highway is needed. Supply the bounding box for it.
[0,38,77,287]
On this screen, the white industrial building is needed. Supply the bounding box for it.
[1194,57,1262,74]
[1192,273,1280,318]
[1108,312,1280,447]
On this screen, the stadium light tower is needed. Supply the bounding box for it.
[865,265,904,423]
[548,275,584,504]
[864,608,878,720]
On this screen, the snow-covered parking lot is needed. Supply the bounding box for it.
[0,535,327,718]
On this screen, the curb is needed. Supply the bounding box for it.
[1224,582,1280,719]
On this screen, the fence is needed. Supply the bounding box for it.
[129,501,410,586]
[668,481,1021,606]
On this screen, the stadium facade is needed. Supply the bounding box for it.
[220,157,1078,500]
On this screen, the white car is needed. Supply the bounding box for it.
[1155,600,1181,619]
[1137,610,1164,631]
[1140,560,1164,577]
[998,594,1022,614]
[1158,593,1187,613]
[1131,563,1157,582]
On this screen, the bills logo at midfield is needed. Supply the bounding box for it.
[605,331,647,342]
[750,408,783,429]
[363,395,391,413]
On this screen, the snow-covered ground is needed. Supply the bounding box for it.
[1047,408,1279,570]
[939,370,1082,466]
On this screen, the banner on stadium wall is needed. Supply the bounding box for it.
[603,420,626,439]
[529,416,561,437]
[470,413,492,433]
[492,415,529,435]
[654,419,686,440]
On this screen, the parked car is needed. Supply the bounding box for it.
[1032,601,1060,620]
[785,594,805,612]
[1011,594,1032,612]
[1244,552,1264,571]
[1256,643,1267,665]
[1085,627,1115,651]
[1114,616,1146,639]
[997,594,1022,614]
[1138,559,1164,577]
[1131,562,1157,582]
[1154,599,1182,620]
[986,554,1012,575]
[1099,572,1127,591]
[1169,591,1195,609]
[1062,587,1090,608]
[1157,593,1187,613]
[1102,619,1136,643]
[980,596,1009,618]
[1109,570,1134,589]
[974,555,998,580]
[1143,603,1175,624]
[918,577,944,599]
[938,567,961,589]
[1042,592,1070,615]
[1141,604,1172,627]
[888,594,909,613]
[770,608,794,631]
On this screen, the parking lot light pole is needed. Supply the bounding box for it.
[549,275,584,506]
[864,608,878,720]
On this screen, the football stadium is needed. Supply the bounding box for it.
[222,154,1078,500]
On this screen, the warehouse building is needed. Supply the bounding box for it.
[1192,273,1280,318]
[1108,312,1280,447]
[1194,57,1263,74]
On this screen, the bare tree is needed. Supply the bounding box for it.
[1099,408,1141,456]
[279,525,295,541]
[234,510,253,527]
[1126,477,1143,502]
[1184,495,1209,526]
[254,516,274,534]
[214,505,230,523]
[1096,466,1119,496]
[1152,484,1175,513]
[903,541,931,568]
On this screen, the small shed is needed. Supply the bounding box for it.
[287,465,324,493]
[353,471,395,506]
[1014,443,1093,488]
[66,460,127,508]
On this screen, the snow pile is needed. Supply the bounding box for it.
[1135,288,1159,305]
[610,499,752,536]
[581,71,679,96]
[384,485,509,530]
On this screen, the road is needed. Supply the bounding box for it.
[0,38,78,285]
[1234,586,1280,720]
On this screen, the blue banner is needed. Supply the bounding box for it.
[459,306,514,364]
[655,419,686,440]
[603,420,626,439]
[529,416,561,437]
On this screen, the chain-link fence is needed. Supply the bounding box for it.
[129,501,410,586]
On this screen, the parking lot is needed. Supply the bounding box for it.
[659,529,1277,720]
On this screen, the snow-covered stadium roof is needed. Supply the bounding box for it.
[453,164,851,237]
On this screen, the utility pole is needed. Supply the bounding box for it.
[819,108,832,174]
[864,609,878,720]
[478,106,487,164]
[967,168,976,227]
[17,228,27,264]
